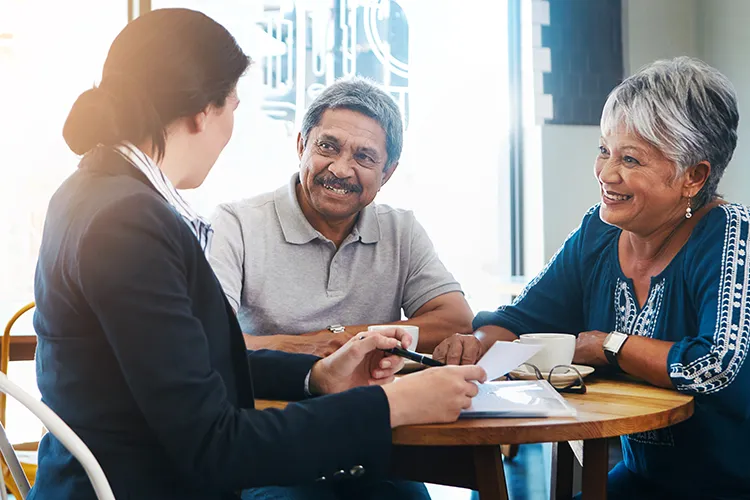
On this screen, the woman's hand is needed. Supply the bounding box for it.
[573,330,609,366]
[308,327,410,395]
[382,365,487,427]
[309,327,488,427]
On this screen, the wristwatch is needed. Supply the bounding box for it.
[603,331,630,370]
[327,324,346,334]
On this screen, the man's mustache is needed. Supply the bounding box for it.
[314,175,362,193]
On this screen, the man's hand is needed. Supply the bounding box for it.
[573,330,609,366]
[243,330,352,357]
[432,333,484,365]
[300,329,355,356]
[308,328,411,395]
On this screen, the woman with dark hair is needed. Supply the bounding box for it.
[30,9,485,499]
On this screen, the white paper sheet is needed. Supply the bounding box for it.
[461,380,577,418]
[476,341,544,382]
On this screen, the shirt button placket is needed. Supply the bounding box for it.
[327,244,342,296]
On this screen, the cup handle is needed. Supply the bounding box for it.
[512,339,520,343]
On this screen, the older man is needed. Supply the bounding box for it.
[209,78,472,359]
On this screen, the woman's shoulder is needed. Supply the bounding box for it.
[60,165,194,255]
[85,177,183,230]
[674,204,750,313]
[683,203,750,267]
[709,202,749,223]
[690,202,750,246]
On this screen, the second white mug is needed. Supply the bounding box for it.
[514,333,576,371]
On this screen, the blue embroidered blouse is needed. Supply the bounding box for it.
[475,204,750,498]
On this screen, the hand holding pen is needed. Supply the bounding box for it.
[381,346,445,367]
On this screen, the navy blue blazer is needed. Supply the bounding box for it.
[29,147,392,499]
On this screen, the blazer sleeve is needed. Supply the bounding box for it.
[76,193,392,490]
[247,349,319,401]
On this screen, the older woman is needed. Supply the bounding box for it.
[433,56,749,499]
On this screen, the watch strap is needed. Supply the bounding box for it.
[604,347,621,370]
[603,331,629,371]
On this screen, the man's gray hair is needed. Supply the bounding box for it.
[301,77,403,170]
[601,56,739,208]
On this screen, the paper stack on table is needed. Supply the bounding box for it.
[461,341,578,418]
[461,380,578,418]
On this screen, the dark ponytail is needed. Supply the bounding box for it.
[62,8,250,161]
[63,88,118,155]
[64,75,165,156]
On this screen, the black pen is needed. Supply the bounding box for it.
[383,346,445,367]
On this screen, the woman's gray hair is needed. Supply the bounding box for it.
[601,56,739,209]
[300,77,403,170]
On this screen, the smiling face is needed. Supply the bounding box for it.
[595,130,694,234]
[296,108,397,225]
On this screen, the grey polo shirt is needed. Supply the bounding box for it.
[208,174,463,335]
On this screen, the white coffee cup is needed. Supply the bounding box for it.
[367,325,419,352]
[514,333,576,372]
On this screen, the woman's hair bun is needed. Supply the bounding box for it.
[62,86,118,155]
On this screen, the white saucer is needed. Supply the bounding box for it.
[508,364,595,384]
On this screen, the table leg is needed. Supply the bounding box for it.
[581,438,608,500]
[473,445,509,500]
[500,444,519,460]
[551,441,574,500]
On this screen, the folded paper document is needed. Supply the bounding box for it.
[460,380,577,418]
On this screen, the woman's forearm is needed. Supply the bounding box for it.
[618,335,674,388]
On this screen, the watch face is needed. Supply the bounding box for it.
[605,332,628,352]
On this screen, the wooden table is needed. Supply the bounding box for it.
[257,376,693,500]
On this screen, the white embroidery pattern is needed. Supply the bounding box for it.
[614,278,666,338]
[669,204,750,394]
[614,276,672,446]
[510,205,599,307]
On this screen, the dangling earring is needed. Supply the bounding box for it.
[685,196,693,219]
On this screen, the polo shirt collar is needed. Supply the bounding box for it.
[275,174,318,244]
[353,201,380,244]
[275,173,381,245]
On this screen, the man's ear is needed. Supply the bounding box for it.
[380,161,399,188]
[296,132,305,160]
[684,161,711,198]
